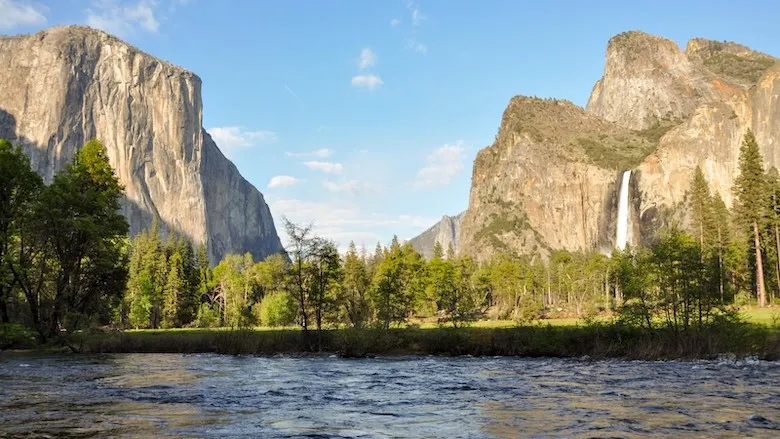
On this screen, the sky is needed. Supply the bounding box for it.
[2,0,780,252]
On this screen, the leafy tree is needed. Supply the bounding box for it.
[256,291,297,327]
[283,218,315,332]
[733,129,768,307]
[38,140,128,337]
[0,139,43,326]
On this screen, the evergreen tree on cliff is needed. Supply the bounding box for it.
[733,129,768,307]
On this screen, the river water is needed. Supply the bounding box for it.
[0,354,778,438]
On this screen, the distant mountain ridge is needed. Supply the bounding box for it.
[409,213,463,259]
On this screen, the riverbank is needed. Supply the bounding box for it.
[43,321,776,360]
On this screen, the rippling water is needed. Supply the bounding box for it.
[1,353,779,438]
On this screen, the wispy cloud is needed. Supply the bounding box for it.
[351,74,383,91]
[286,148,333,159]
[207,126,277,158]
[408,2,425,26]
[0,0,47,31]
[357,47,376,69]
[268,175,302,188]
[270,198,437,250]
[413,141,467,188]
[303,161,344,174]
[390,18,401,26]
[322,179,374,195]
[406,38,427,55]
[85,0,160,37]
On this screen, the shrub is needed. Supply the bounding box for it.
[195,303,220,328]
[256,291,297,327]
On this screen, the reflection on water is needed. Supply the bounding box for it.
[0,353,778,438]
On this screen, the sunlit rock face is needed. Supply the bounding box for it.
[446,31,779,261]
[0,26,284,262]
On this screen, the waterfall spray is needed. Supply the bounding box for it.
[616,170,631,250]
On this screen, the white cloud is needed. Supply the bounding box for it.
[268,175,302,188]
[406,38,427,55]
[270,198,436,249]
[408,2,425,26]
[86,0,160,37]
[303,161,344,174]
[413,141,467,188]
[286,148,333,159]
[351,74,383,91]
[0,0,47,31]
[208,126,277,158]
[322,179,373,195]
[357,47,376,69]
[390,18,401,26]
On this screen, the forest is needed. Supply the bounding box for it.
[0,131,778,350]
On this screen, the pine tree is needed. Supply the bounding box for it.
[432,242,444,259]
[163,250,184,328]
[689,166,715,251]
[711,193,731,302]
[341,241,371,328]
[765,167,780,304]
[733,129,768,307]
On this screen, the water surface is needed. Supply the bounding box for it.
[1,353,778,438]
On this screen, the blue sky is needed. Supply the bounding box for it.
[2,0,780,251]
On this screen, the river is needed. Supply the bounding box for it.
[0,353,778,438]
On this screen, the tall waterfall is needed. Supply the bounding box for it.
[615,170,631,250]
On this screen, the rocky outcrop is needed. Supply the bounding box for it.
[409,212,463,259]
[0,26,284,262]
[586,31,744,130]
[458,31,779,261]
[458,97,653,261]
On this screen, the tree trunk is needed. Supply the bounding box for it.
[0,293,8,324]
[774,222,780,304]
[754,220,767,307]
[717,226,724,303]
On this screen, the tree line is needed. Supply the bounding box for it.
[0,130,775,342]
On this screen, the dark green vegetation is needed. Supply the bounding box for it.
[0,139,127,342]
[1,133,779,359]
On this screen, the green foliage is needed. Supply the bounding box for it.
[256,291,297,327]
[195,303,220,328]
[700,49,776,85]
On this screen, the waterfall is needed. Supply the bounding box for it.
[615,170,631,250]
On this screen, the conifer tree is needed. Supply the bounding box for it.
[711,193,731,301]
[341,241,371,328]
[163,250,184,328]
[689,166,715,251]
[733,129,768,307]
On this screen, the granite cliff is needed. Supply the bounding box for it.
[0,26,284,262]
[419,30,778,261]
[409,213,463,259]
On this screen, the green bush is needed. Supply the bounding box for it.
[195,303,220,328]
[734,291,755,307]
[0,323,38,348]
[256,291,297,327]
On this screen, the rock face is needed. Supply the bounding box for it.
[409,212,463,259]
[0,26,284,262]
[456,31,778,261]
[586,31,742,130]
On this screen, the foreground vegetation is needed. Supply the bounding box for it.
[2,130,780,359]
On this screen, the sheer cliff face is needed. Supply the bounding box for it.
[457,31,778,261]
[408,213,463,259]
[586,31,743,130]
[458,98,650,261]
[0,26,284,262]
